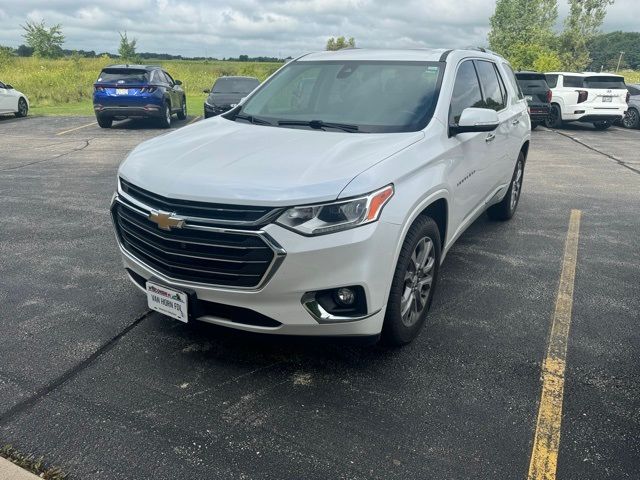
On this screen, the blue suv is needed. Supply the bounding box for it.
[93,65,187,128]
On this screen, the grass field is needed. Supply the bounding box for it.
[1,57,638,116]
[0,57,283,116]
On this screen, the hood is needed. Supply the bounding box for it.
[119,117,423,206]
[206,92,245,106]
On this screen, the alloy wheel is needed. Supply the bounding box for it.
[622,109,638,129]
[510,160,523,211]
[400,236,436,327]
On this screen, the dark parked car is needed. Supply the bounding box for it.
[203,76,260,118]
[622,83,640,129]
[93,65,186,128]
[515,71,551,129]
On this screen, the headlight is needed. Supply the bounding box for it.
[276,185,394,236]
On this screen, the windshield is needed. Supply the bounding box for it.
[213,78,260,94]
[97,69,149,84]
[583,76,626,89]
[238,60,443,133]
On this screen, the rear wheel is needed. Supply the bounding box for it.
[177,97,187,120]
[621,109,639,129]
[96,115,112,128]
[158,102,172,128]
[382,216,441,346]
[545,104,562,128]
[593,121,612,130]
[15,98,28,118]
[487,151,525,221]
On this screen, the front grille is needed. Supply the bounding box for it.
[112,201,277,288]
[120,178,278,227]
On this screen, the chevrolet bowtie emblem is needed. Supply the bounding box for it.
[148,210,185,231]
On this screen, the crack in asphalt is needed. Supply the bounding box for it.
[551,129,640,176]
[0,138,92,172]
[0,310,151,427]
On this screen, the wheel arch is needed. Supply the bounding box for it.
[418,198,448,248]
[520,140,530,163]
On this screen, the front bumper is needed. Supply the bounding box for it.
[204,103,232,117]
[112,194,400,336]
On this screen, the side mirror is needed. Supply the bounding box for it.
[5,84,13,89]
[203,89,210,94]
[450,108,499,135]
[174,80,182,86]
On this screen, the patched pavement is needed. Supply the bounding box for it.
[0,117,638,479]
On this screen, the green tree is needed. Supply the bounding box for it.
[488,0,558,64]
[587,31,640,71]
[21,21,65,58]
[326,36,356,51]
[559,0,615,71]
[118,31,138,63]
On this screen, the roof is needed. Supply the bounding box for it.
[546,71,624,77]
[104,64,161,70]
[297,48,504,63]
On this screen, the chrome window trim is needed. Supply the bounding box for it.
[111,195,286,292]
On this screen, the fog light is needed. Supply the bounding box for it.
[335,287,355,306]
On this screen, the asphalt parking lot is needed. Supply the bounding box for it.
[0,115,638,479]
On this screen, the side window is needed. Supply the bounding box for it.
[163,71,175,86]
[563,76,583,88]
[545,74,558,88]
[475,60,506,111]
[628,86,640,96]
[0,81,5,89]
[503,64,524,101]
[449,60,483,124]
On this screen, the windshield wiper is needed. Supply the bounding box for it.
[233,113,272,126]
[277,119,360,132]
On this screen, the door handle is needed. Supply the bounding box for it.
[485,133,496,142]
[512,118,520,125]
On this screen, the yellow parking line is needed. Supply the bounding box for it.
[187,115,201,125]
[56,121,97,136]
[527,209,582,480]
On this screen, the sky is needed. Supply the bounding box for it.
[0,0,637,58]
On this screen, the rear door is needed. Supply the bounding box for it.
[162,71,181,110]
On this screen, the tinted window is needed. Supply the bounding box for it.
[97,69,148,84]
[628,86,640,96]
[449,60,483,124]
[584,76,626,89]
[241,60,443,133]
[563,76,583,88]
[0,81,5,89]
[545,74,558,88]
[213,78,260,94]
[475,60,506,111]
[503,64,524,100]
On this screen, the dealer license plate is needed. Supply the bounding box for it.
[116,88,129,95]
[602,96,612,102]
[146,281,188,323]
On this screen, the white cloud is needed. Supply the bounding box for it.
[0,0,637,58]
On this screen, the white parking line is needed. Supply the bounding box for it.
[187,115,201,125]
[56,122,97,136]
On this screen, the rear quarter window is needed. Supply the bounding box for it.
[545,74,559,88]
[563,76,584,88]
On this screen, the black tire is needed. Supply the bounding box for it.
[621,109,639,129]
[531,122,538,130]
[545,104,562,129]
[382,216,441,346]
[593,121,612,130]
[15,98,28,118]
[158,101,171,128]
[96,115,112,128]
[487,151,525,221]
[177,97,187,120]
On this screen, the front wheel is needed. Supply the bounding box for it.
[15,98,28,118]
[593,121,612,130]
[487,151,525,221]
[177,97,187,120]
[545,104,562,129]
[382,216,441,346]
[622,109,639,129]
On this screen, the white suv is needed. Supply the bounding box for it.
[544,72,628,130]
[111,48,530,345]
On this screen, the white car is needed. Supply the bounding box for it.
[0,81,29,117]
[111,48,530,345]
[544,72,628,130]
